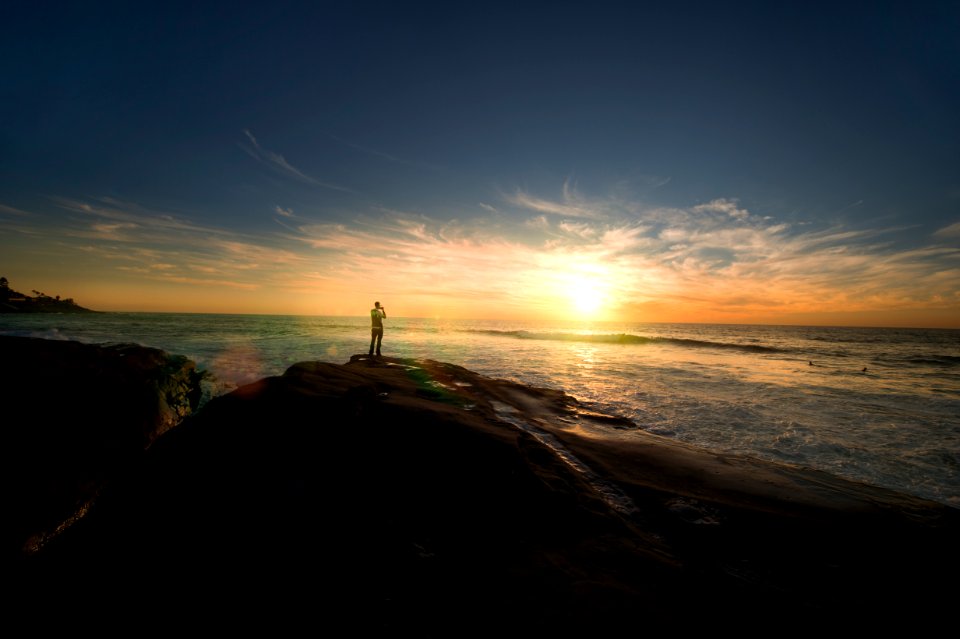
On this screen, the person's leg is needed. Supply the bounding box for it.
[375,328,383,355]
[369,328,376,355]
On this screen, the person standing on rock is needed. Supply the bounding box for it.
[369,301,386,356]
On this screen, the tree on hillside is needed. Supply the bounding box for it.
[0,278,92,312]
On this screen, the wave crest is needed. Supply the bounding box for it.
[467,329,785,353]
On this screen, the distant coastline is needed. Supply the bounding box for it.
[0,277,95,314]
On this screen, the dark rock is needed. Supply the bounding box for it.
[0,336,204,560]
[6,351,959,633]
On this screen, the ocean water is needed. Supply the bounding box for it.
[2,312,958,508]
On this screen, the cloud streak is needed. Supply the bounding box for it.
[692,198,751,220]
[506,179,617,220]
[0,203,33,216]
[241,129,354,193]
[934,221,960,238]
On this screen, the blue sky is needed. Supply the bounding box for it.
[2,1,958,325]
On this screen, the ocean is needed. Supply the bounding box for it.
[2,312,958,509]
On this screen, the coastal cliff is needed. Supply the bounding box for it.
[6,342,959,631]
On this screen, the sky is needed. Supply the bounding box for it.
[2,1,959,327]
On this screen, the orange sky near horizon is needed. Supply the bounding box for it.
[3,194,958,329]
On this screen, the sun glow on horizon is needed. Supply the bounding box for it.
[568,276,605,316]
[553,263,615,320]
[2,186,959,328]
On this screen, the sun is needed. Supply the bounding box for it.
[542,258,614,321]
[566,275,607,317]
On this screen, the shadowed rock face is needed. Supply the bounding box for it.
[0,336,204,560]
[7,349,960,632]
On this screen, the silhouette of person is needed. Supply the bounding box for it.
[369,301,386,356]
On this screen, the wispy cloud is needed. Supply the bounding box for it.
[5,186,959,323]
[477,188,959,320]
[89,222,139,240]
[22,197,318,295]
[331,136,403,164]
[328,134,445,172]
[558,221,597,239]
[0,203,32,216]
[525,215,550,230]
[241,129,354,193]
[506,179,612,219]
[692,198,751,220]
[53,196,230,244]
[836,199,865,215]
[933,220,960,238]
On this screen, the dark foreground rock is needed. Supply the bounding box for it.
[0,336,204,561]
[6,349,960,632]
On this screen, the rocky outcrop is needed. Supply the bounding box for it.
[11,352,959,631]
[0,336,204,560]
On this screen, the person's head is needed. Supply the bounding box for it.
[374,301,381,308]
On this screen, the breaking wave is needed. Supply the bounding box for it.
[465,329,786,354]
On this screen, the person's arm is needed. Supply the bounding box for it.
[381,307,386,318]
